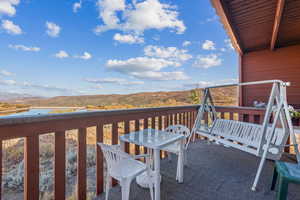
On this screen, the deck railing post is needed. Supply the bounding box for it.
[124,121,130,153]
[96,124,104,195]
[77,128,87,200]
[24,135,39,200]
[55,131,66,200]
[134,120,140,155]
[112,122,119,185]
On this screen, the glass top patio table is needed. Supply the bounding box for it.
[119,128,185,149]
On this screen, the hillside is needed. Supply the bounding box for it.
[0,92,43,103]
[23,87,237,107]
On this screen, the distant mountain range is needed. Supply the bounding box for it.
[17,88,237,107]
[0,92,42,103]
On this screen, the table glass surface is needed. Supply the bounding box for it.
[119,128,185,149]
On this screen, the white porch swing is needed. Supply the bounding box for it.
[189,80,300,191]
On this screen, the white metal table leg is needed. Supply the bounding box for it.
[154,149,160,200]
[177,139,184,183]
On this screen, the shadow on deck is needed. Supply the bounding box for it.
[96,140,300,200]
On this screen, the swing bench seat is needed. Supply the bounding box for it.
[196,119,286,160]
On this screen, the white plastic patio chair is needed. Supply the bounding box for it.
[98,143,154,200]
[161,125,191,181]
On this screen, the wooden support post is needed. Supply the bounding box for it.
[112,122,119,185]
[229,112,233,120]
[77,128,87,200]
[24,136,39,200]
[124,121,130,153]
[158,116,163,158]
[164,116,168,129]
[135,120,140,155]
[55,131,66,200]
[249,114,255,123]
[96,124,104,195]
[221,112,225,119]
[144,118,148,154]
[152,117,156,129]
[0,140,1,200]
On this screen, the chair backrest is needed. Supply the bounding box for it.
[165,125,191,138]
[165,125,191,149]
[98,143,132,174]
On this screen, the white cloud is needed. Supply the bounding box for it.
[122,80,144,85]
[22,82,72,93]
[106,57,189,81]
[95,0,126,32]
[202,40,216,50]
[94,0,185,35]
[113,33,144,44]
[0,79,16,85]
[183,79,238,89]
[182,41,191,47]
[144,45,192,62]
[55,50,69,58]
[0,0,20,17]
[1,20,22,35]
[73,1,82,13]
[131,71,189,81]
[152,34,160,41]
[85,77,126,84]
[107,57,180,73]
[74,52,92,60]
[92,84,103,89]
[106,43,192,81]
[46,22,61,37]
[85,77,144,85]
[193,54,222,69]
[200,15,218,24]
[0,69,14,76]
[225,39,234,50]
[9,44,40,52]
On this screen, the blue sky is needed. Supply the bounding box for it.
[0,0,238,97]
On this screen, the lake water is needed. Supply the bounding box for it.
[0,108,87,118]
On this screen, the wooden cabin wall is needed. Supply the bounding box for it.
[240,44,300,108]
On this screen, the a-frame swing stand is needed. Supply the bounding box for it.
[190,80,300,191]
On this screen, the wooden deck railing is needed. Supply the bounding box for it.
[0,105,298,200]
[0,105,198,200]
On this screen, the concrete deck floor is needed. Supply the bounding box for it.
[96,140,300,200]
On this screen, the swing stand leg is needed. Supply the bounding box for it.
[252,153,267,191]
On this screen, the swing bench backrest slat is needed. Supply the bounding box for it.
[196,119,286,160]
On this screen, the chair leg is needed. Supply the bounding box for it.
[252,154,267,191]
[276,176,289,200]
[120,179,131,200]
[271,166,278,191]
[184,150,188,166]
[177,147,184,183]
[105,175,111,200]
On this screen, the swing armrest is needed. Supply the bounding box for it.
[278,143,299,147]
[132,154,151,159]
